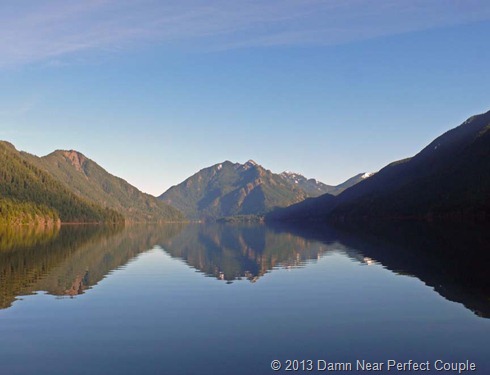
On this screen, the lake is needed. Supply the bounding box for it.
[0,222,488,374]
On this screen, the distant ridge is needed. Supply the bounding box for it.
[280,171,375,197]
[279,171,334,197]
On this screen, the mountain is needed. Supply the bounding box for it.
[22,149,184,222]
[332,172,374,194]
[279,171,333,197]
[0,141,123,224]
[266,193,336,222]
[268,110,490,222]
[280,171,374,197]
[159,160,309,220]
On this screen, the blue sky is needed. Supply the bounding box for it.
[1,1,489,195]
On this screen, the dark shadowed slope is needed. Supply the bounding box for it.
[268,110,490,222]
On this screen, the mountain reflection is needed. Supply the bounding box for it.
[268,221,490,319]
[1,221,488,319]
[0,224,185,309]
[159,223,332,282]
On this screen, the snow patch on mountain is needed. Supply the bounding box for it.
[361,172,375,179]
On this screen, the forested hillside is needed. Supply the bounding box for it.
[0,142,123,224]
[24,149,184,222]
[159,160,308,220]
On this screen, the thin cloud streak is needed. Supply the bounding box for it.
[1,0,490,68]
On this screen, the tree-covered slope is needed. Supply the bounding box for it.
[23,150,184,222]
[0,198,59,226]
[268,110,490,222]
[266,193,336,221]
[0,141,123,224]
[159,160,308,220]
[329,110,490,220]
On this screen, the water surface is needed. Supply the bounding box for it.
[0,223,488,374]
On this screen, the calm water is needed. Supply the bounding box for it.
[0,223,488,375]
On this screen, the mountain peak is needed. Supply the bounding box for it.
[34,148,184,222]
[280,170,333,195]
[240,159,260,171]
[0,140,17,151]
[61,150,87,172]
[281,170,303,178]
[160,160,308,219]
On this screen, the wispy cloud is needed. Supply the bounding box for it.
[0,98,38,117]
[1,0,490,68]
